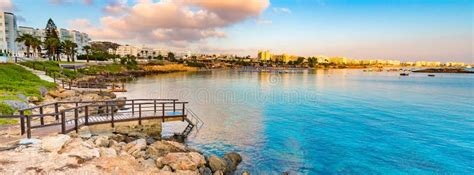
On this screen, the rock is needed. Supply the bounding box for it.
[176,170,200,175]
[28,96,40,103]
[162,165,172,171]
[208,155,228,172]
[224,152,242,171]
[78,126,92,139]
[160,152,206,171]
[241,170,251,175]
[99,147,117,158]
[155,157,164,168]
[123,139,147,158]
[60,138,100,160]
[199,167,213,175]
[146,141,187,158]
[109,134,125,142]
[139,158,156,169]
[98,91,116,99]
[128,131,146,138]
[213,170,224,175]
[94,136,110,147]
[41,135,71,152]
[146,137,156,145]
[115,97,127,109]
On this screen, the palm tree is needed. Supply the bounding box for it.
[16,34,35,58]
[62,40,78,62]
[30,37,42,58]
[44,38,60,61]
[82,45,92,63]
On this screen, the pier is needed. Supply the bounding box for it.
[0,99,203,139]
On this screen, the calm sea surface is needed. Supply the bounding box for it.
[121,69,474,174]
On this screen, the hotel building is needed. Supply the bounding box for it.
[0,11,18,56]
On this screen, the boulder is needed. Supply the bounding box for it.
[199,167,213,175]
[94,136,110,147]
[60,138,100,160]
[123,139,146,158]
[213,170,224,175]
[115,97,127,109]
[28,96,40,103]
[241,170,251,175]
[176,170,200,175]
[223,152,242,171]
[109,134,126,143]
[160,152,206,171]
[99,147,117,158]
[146,141,187,158]
[208,155,228,172]
[139,158,156,169]
[41,135,71,152]
[98,91,116,99]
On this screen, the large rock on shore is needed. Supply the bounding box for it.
[208,155,228,172]
[159,152,206,171]
[224,152,243,172]
[41,134,71,152]
[146,140,187,158]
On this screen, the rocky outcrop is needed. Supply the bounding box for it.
[0,133,244,174]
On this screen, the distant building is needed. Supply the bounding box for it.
[445,62,465,67]
[329,57,348,64]
[258,50,271,61]
[115,45,140,57]
[0,11,18,56]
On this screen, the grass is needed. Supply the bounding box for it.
[0,63,56,121]
[78,64,128,75]
[20,61,81,79]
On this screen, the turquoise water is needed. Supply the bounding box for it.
[122,69,474,174]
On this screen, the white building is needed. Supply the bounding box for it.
[115,45,140,57]
[58,28,91,55]
[0,12,18,56]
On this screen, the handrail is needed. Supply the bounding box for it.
[0,98,193,138]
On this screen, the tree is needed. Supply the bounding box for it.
[167,52,175,61]
[82,45,92,62]
[16,34,35,58]
[31,37,42,58]
[296,57,305,65]
[43,38,60,61]
[307,57,317,67]
[44,18,60,61]
[62,40,78,62]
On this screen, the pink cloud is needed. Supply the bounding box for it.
[69,0,269,43]
[0,0,15,11]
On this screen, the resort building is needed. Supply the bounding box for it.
[271,53,297,63]
[258,50,271,61]
[58,28,91,55]
[115,45,140,57]
[329,57,348,64]
[0,11,18,56]
[445,62,465,67]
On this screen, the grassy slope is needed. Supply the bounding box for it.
[0,64,56,123]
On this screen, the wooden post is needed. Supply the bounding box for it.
[61,112,66,134]
[154,100,157,113]
[162,103,165,122]
[62,81,65,89]
[74,108,79,133]
[138,104,142,125]
[182,103,185,121]
[85,106,89,125]
[69,81,72,90]
[53,74,56,83]
[121,83,125,91]
[132,100,135,115]
[173,100,176,112]
[111,105,115,128]
[20,111,25,135]
[55,103,59,120]
[26,115,31,139]
[39,107,44,126]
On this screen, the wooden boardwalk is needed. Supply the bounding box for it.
[0,99,203,139]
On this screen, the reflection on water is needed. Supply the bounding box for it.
[121,69,474,174]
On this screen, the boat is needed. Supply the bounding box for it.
[428,74,435,77]
[400,73,409,76]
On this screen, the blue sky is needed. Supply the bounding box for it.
[5,0,474,62]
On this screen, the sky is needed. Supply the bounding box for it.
[0,0,472,62]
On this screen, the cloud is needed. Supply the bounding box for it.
[70,0,269,43]
[0,0,15,11]
[49,0,94,5]
[103,0,128,15]
[273,7,291,14]
[256,19,272,25]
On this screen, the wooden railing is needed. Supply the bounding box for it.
[1,99,191,138]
